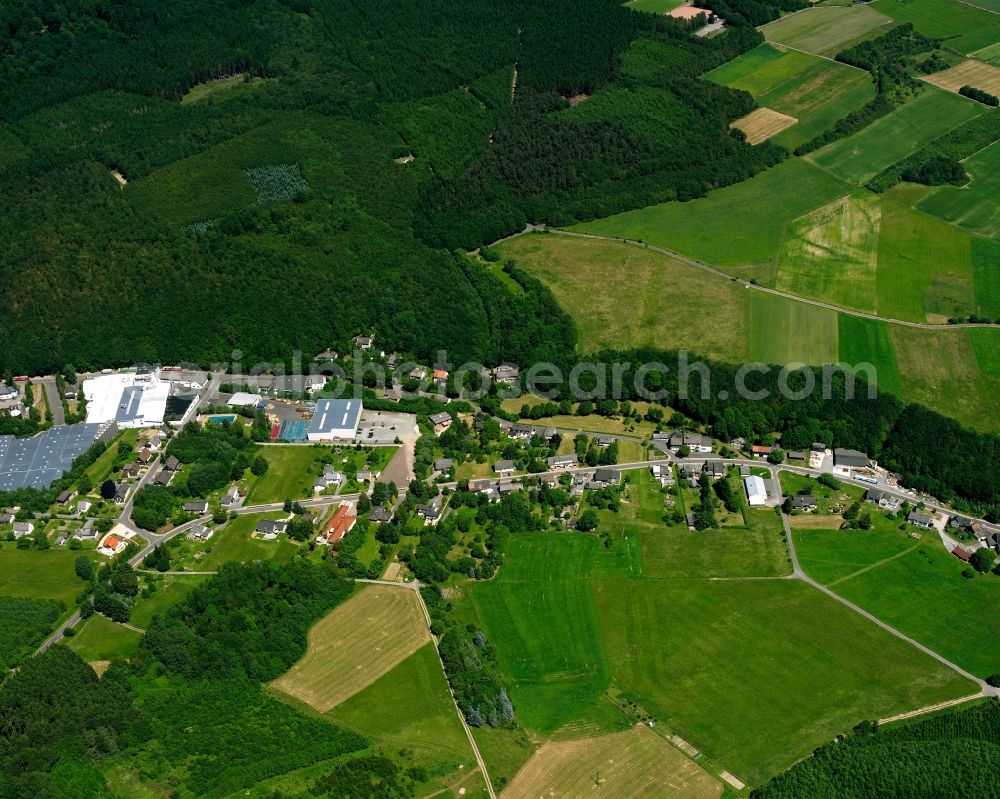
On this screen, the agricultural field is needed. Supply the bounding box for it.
[458,522,976,789]
[730,107,797,145]
[706,44,876,150]
[502,724,723,799]
[922,60,1000,99]
[916,142,1000,240]
[747,292,840,365]
[972,41,1000,66]
[775,192,880,315]
[794,525,1000,677]
[271,584,430,712]
[493,233,750,361]
[761,5,893,57]
[837,315,902,396]
[969,327,1000,375]
[807,88,986,185]
[571,157,851,269]
[871,0,1000,54]
[67,614,143,662]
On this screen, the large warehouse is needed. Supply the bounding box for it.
[84,372,172,428]
[743,475,768,507]
[307,399,363,441]
[0,422,116,491]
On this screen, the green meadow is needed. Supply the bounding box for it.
[807,89,986,185]
[245,445,328,505]
[838,315,902,396]
[796,525,1000,677]
[917,141,1000,240]
[67,614,143,662]
[762,5,893,56]
[706,44,875,150]
[0,547,99,610]
[748,292,840,366]
[130,575,209,628]
[871,0,1000,54]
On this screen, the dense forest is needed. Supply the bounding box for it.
[0,0,787,374]
[753,700,1000,799]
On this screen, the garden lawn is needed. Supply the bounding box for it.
[571,159,850,268]
[799,529,1000,677]
[807,88,985,185]
[917,141,1000,241]
[593,577,976,786]
[192,512,299,571]
[245,445,328,504]
[871,0,1000,54]
[762,5,893,56]
[67,614,143,661]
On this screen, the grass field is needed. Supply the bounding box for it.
[706,44,875,150]
[837,315,902,395]
[572,158,849,269]
[922,60,1000,98]
[0,547,98,611]
[917,142,1000,241]
[807,88,986,185]
[968,328,1000,375]
[502,724,722,799]
[731,107,797,144]
[67,614,143,662]
[871,0,1000,54]
[494,233,750,360]
[775,192,880,313]
[625,0,686,12]
[327,642,471,753]
[762,5,893,56]
[875,200,975,323]
[972,41,1000,66]
[593,577,975,785]
[130,575,209,628]
[271,585,430,712]
[748,291,840,365]
[795,527,1000,677]
[245,445,327,504]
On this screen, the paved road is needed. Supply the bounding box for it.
[541,228,1000,332]
[36,377,65,426]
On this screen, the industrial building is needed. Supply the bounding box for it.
[307,399,363,441]
[84,373,170,428]
[743,475,768,507]
[0,422,117,491]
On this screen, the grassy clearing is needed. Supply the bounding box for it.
[571,158,850,269]
[0,547,97,609]
[968,328,1000,375]
[706,44,876,150]
[917,141,1000,241]
[271,585,430,713]
[502,724,722,799]
[762,5,893,56]
[327,642,472,756]
[876,200,975,322]
[922,59,1000,98]
[245,445,327,504]
[871,0,1000,54]
[625,0,687,12]
[495,233,749,361]
[67,614,143,661]
[776,192,880,313]
[84,429,139,487]
[180,74,268,105]
[837,315,902,396]
[748,292,840,365]
[798,528,1000,677]
[890,324,1000,431]
[731,107,797,144]
[808,88,986,185]
[130,575,209,628]
[593,577,976,786]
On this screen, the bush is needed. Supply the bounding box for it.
[959,85,999,107]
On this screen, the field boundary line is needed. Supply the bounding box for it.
[877,692,987,725]
[764,40,871,72]
[827,541,924,587]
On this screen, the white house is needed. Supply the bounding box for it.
[743,475,767,507]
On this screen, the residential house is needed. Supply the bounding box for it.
[592,468,622,486]
[739,464,751,477]
[115,482,131,505]
[508,425,534,442]
[313,469,344,493]
[786,450,806,461]
[54,532,67,547]
[187,523,213,542]
[417,494,444,524]
[99,534,128,556]
[788,495,818,512]
[165,455,181,471]
[314,349,339,362]
[147,432,164,451]
[429,412,453,434]
[834,448,869,470]
[702,461,726,479]
[493,459,515,475]
[468,479,498,500]
[255,519,287,540]
[322,503,357,544]
[355,335,374,350]
[77,499,92,514]
[952,546,973,563]
[547,455,578,470]
[0,512,13,525]
[493,364,519,384]
[498,482,520,496]
[183,501,209,514]
[138,448,151,464]
[74,520,97,541]
[751,445,772,459]
[357,470,373,482]
[12,521,34,538]
[433,458,453,472]
[949,515,982,536]
[864,488,900,512]
[221,485,244,509]
[0,383,17,403]
[684,434,713,454]
[596,436,615,447]
[432,369,449,387]
[56,489,75,505]
[369,506,394,523]
[122,463,142,479]
[907,509,935,529]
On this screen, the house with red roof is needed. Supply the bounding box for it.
[321,503,357,545]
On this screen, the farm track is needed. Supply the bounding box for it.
[538,227,1000,331]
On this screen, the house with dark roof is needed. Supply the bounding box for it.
[183,501,209,514]
[369,506,394,523]
[788,495,818,512]
[255,519,287,540]
[434,458,453,472]
[493,459,515,475]
[165,455,181,471]
[547,455,578,469]
[702,461,726,479]
[949,515,982,536]
[592,468,622,486]
[907,509,935,529]
[834,448,869,470]
[418,494,444,524]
